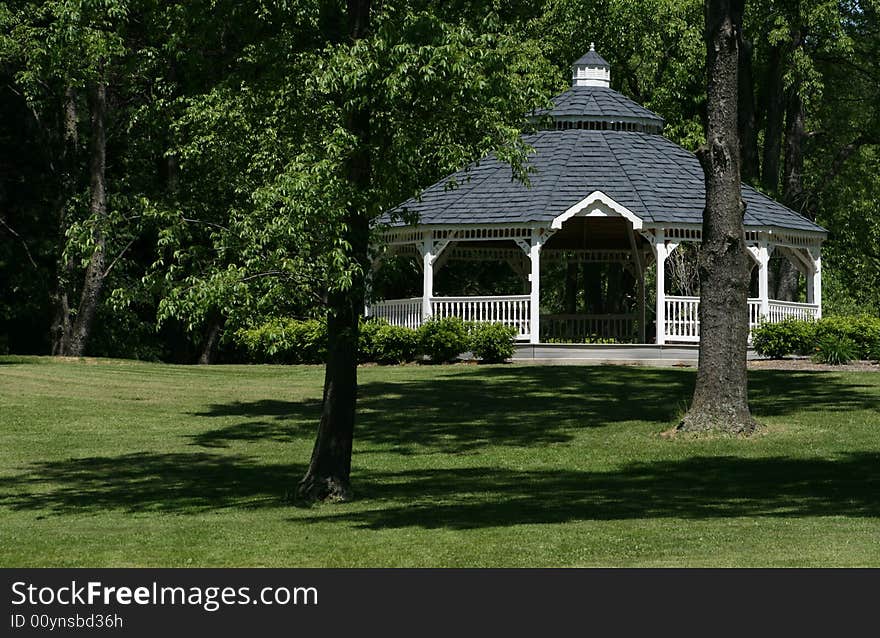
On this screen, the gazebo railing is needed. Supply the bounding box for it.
[540,314,636,342]
[431,295,531,339]
[367,297,422,330]
[768,299,820,323]
[367,295,531,339]
[665,295,817,343]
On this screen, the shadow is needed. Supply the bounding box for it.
[0,452,303,514]
[4,450,879,528]
[189,367,880,454]
[296,453,880,529]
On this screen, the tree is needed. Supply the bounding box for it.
[679,0,756,434]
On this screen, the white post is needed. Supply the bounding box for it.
[758,238,770,320]
[421,232,434,321]
[655,230,667,345]
[529,230,542,344]
[808,248,822,318]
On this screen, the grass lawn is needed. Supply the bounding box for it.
[1,355,878,567]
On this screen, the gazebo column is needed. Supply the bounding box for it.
[654,230,667,345]
[420,232,434,320]
[807,247,822,318]
[529,230,543,344]
[757,237,770,319]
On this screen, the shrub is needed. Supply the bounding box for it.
[236,318,327,364]
[812,334,857,365]
[368,321,420,364]
[751,319,816,358]
[419,316,470,363]
[814,315,880,360]
[470,323,517,363]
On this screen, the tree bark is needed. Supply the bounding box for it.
[197,315,224,365]
[775,81,808,301]
[680,0,756,435]
[564,262,578,314]
[50,87,79,355]
[296,0,372,503]
[582,263,604,314]
[738,37,759,182]
[63,82,109,357]
[760,44,785,194]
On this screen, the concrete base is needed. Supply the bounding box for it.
[512,343,760,366]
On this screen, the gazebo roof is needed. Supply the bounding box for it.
[388,129,826,235]
[535,85,665,126]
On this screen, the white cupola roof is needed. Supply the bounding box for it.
[572,43,611,88]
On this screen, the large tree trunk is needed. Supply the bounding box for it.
[63,82,108,357]
[197,314,224,365]
[680,0,756,435]
[297,0,372,503]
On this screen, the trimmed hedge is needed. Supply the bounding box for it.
[469,322,517,363]
[419,316,471,363]
[752,315,880,362]
[236,316,519,364]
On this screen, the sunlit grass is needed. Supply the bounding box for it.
[1,356,878,567]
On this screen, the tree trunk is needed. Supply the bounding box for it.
[50,87,79,355]
[63,82,108,357]
[775,82,808,301]
[297,0,372,503]
[760,44,785,194]
[680,0,756,435]
[564,262,578,314]
[197,315,224,364]
[738,37,759,182]
[582,263,604,314]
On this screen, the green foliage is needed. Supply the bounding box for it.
[419,317,470,363]
[753,316,880,360]
[752,319,817,358]
[235,318,327,364]
[813,315,880,360]
[361,320,420,365]
[469,322,517,363]
[811,335,858,365]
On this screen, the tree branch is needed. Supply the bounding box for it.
[0,215,39,269]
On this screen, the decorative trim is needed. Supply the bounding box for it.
[550,190,643,230]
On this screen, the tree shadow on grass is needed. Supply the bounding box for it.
[188,367,879,454]
[0,452,304,515]
[301,452,880,529]
[2,450,879,527]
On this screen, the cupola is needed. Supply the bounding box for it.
[571,43,611,88]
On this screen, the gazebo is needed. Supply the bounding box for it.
[368,46,826,349]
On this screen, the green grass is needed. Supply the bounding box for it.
[1,355,879,567]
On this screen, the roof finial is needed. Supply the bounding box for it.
[590,42,595,51]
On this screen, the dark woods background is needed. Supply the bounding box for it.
[1,0,878,363]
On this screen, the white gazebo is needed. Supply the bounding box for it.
[368,46,826,349]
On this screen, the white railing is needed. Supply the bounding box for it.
[768,300,820,323]
[665,296,815,343]
[431,295,531,339]
[367,297,422,330]
[541,314,636,341]
[665,296,701,342]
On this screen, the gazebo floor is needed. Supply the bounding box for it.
[512,343,761,366]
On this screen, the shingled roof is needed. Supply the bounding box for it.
[387,129,825,234]
[535,86,664,126]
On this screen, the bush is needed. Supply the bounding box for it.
[419,316,470,363]
[812,335,858,365]
[236,317,327,364]
[470,323,517,362]
[813,315,880,360]
[365,320,420,364]
[751,319,816,358]
[751,315,880,361]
